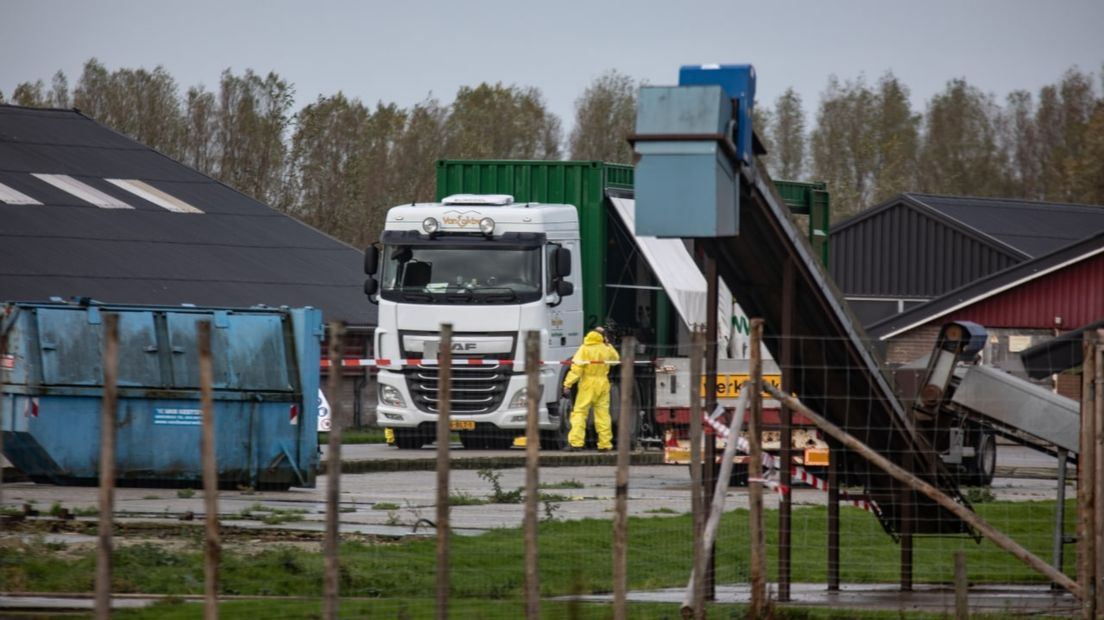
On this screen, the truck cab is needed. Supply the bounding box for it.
[365,194,582,449]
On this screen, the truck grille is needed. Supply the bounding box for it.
[405,364,510,414]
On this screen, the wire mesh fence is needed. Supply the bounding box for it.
[0,322,1099,618]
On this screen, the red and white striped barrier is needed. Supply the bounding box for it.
[703,410,882,515]
[320,358,625,369]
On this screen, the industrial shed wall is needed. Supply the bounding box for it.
[829,203,1021,299]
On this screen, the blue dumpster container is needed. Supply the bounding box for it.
[0,302,322,489]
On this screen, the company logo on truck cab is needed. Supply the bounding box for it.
[442,210,483,229]
[403,334,514,356]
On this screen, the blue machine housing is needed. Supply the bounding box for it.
[633,64,756,238]
[678,64,757,163]
[1,302,323,489]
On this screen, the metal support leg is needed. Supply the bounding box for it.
[703,248,719,601]
[828,440,840,591]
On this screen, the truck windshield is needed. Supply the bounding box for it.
[380,244,543,304]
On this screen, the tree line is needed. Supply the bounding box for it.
[4,59,1102,246]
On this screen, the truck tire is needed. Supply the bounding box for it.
[540,398,570,450]
[393,428,427,450]
[964,432,997,486]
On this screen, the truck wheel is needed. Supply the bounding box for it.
[393,428,427,450]
[558,393,582,450]
[965,432,997,486]
[540,400,569,450]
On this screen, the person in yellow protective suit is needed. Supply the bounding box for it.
[562,328,620,451]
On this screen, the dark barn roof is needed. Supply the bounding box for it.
[0,105,374,327]
[830,192,1104,300]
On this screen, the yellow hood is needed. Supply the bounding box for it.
[584,331,605,345]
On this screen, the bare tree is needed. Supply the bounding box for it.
[182,86,219,176]
[444,83,561,159]
[770,87,805,180]
[216,69,295,209]
[569,70,637,163]
[11,80,48,107]
[810,76,877,219]
[869,73,920,203]
[999,90,1040,199]
[919,78,1003,196]
[1073,100,1104,204]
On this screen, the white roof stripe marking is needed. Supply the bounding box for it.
[0,181,42,205]
[31,174,133,209]
[105,179,204,214]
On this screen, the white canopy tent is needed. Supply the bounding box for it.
[609,196,738,353]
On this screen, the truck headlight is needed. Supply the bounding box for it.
[509,385,543,409]
[422,217,440,234]
[380,385,405,407]
[479,217,495,235]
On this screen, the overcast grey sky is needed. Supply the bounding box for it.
[3,0,1102,135]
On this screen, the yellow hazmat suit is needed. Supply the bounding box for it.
[563,330,620,450]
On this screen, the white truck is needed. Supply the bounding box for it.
[363,193,584,449]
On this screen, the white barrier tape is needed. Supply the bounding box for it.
[702,409,881,515]
[321,358,630,369]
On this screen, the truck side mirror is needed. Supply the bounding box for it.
[555,280,574,297]
[364,245,379,275]
[363,277,379,302]
[555,247,572,278]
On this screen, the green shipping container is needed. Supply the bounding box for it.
[436,160,635,338]
[435,160,830,351]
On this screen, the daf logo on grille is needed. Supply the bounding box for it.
[453,343,476,351]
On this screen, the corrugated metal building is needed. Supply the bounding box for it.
[830,193,1104,327]
[0,104,376,426]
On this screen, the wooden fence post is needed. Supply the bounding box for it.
[1094,333,1104,617]
[1079,331,1097,620]
[197,320,220,620]
[324,322,345,620]
[954,550,968,619]
[523,331,541,619]
[94,313,119,620]
[436,324,453,620]
[613,337,636,620]
[688,329,706,619]
[748,318,767,616]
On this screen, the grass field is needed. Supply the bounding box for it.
[1,499,1076,617]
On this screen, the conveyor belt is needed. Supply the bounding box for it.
[708,164,973,537]
[952,365,1080,455]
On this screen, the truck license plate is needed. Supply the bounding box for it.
[449,420,476,431]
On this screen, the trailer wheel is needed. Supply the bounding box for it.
[610,384,641,450]
[393,428,427,450]
[965,432,997,486]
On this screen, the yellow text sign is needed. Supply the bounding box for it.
[700,374,782,399]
